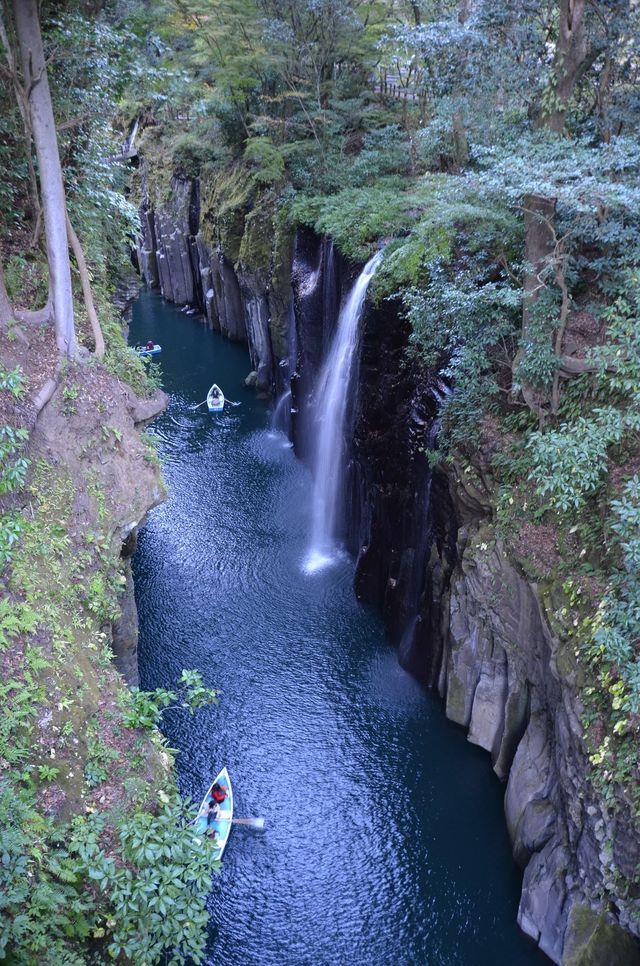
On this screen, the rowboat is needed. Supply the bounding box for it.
[135,344,162,357]
[194,767,233,860]
[207,383,225,412]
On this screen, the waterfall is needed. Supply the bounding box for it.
[305,250,383,573]
[271,388,292,434]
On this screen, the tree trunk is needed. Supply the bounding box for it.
[513,193,557,417]
[66,213,104,361]
[11,0,76,357]
[544,0,588,133]
[409,1,422,26]
[0,255,13,324]
[515,1,589,414]
[452,111,469,169]
[458,0,475,25]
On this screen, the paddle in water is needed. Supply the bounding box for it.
[232,817,265,829]
[190,398,242,410]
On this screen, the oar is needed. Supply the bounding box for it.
[190,398,208,410]
[232,817,265,829]
[226,399,242,407]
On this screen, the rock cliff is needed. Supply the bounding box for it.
[137,171,293,394]
[345,287,640,966]
[133,182,640,963]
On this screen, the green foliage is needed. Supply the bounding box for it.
[527,408,639,512]
[513,289,561,393]
[0,366,27,399]
[74,798,218,964]
[0,785,218,965]
[3,254,48,309]
[586,475,640,714]
[406,264,521,450]
[288,184,411,261]
[37,764,60,782]
[244,137,285,187]
[0,511,27,568]
[0,426,29,495]
[123,671,218,730]
[0,598,38,651]
[84,737,119,789]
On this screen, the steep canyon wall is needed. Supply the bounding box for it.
[136,178,639,964]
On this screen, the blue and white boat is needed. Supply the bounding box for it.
[207,383,225,413]
[194,767,233,860]
[135,344,162,357]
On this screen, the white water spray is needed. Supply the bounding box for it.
[305,250,383,573]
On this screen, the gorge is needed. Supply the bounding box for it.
[132,173,640,964]
[2,3,640,964]
[130,289,543,966]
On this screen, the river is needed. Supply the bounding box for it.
[131,291,546,966]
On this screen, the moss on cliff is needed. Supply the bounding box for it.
[563,904,640,966]
[200,164,254,259]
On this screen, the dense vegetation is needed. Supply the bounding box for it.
[1,0,640,961]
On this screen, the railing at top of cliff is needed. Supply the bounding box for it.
[371,69,426,105]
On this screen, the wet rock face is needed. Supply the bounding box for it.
[138,172,290,393]
[139,177,198,306]
[289,229,349,460]
[112,558,139,686]
[339,287,640,964]
[349,296,443,679]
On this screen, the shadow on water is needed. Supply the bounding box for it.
[131,291,547,966]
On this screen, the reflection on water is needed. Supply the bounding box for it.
[131,291,546,966]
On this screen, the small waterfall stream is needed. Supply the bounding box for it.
[271,388,292,434]
[305,250,383,572]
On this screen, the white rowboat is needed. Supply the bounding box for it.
[207,383,225,413]
[194,766,233,860]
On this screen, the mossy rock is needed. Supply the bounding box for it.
[239,192,277,277]
[200,164,255,258]
[563,904,640,966]
[269,219,295,360]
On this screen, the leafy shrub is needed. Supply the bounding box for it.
[0,366,27,399]
[0,786,218,965]
[0,511,26,568]
[0,426,29,495]
[288,184,411,261]
[244,137,285,186]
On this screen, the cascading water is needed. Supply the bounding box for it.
[271,389,292,433]
[305,250,383,573]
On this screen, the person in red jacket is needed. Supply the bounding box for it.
[211,782,226,804]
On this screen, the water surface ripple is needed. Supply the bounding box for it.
[131,292,545,966]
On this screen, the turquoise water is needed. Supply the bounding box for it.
[131,291,546,966]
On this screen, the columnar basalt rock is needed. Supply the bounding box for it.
[344,284,640,965]
[137,171,292,393]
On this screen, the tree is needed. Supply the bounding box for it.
[2,0,76,356]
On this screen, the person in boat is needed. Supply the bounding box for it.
[211,782,226,804]
[211,387,220,401]
[207,799,221,825]
[146,340,154,351]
